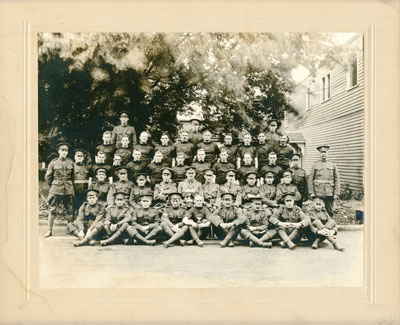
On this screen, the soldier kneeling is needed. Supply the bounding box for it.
[67,189,106,247]
[99,192,133,246]
[308,197,345,251]
[208,192,247,247]
[126,194,162,245]
[269,192,311,249]
[161,192,190,248]
[240,197,273,248]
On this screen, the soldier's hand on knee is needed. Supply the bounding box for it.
[78,230,85,240]
[172,224,179,232]
[110,224,117,232]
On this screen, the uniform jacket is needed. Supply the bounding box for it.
[192,160,212,183]
[217,182,242,206]
[307,207,336,233]
[308,160,341,197]
[275,144,294,169]
[202,183,220,205]
[289,167,308,199]
[269,205,310,228]
[103,204,133,227]
[161,206,187,227]
[275,183,302,203]
[129,185,153,208]
[107,180,135,205]
[239,184,261,203]
[111,125,137,148]
[208,206,246,227]
[45,157,75,195]
[73,163,90,195]
[154,181,177,202]
[259,184,277,207]
[260,164,282,184]
[197,141,220,164]
[130,208,161,228]
[212,161,236,185]
[184,206,212,223]
[178,179,203,198]
[89,180,111,202]
[75,201,105,231]
[243,209,271,231]
[237,165,258,186]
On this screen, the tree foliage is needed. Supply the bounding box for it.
[38,32,351,161]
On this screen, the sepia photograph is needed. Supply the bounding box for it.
[38,31,365,288]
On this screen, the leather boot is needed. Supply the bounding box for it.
[248,234,271,248]
[134,233,156,245]
[326,236,345,252]
[189,227,204,247]
[74,229,98,247]
[219,227,237,247]
[45,211,55,237]
[100,229,122,246]
[163,229,187,248]
[311,237,321,249]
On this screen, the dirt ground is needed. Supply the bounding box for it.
[39,224,364,288]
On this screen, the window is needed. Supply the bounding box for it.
[321,73,331,102]
[348,55,358,89]
[306,86,311,110]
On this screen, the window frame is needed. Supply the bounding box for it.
[347,54,359,91]
[321,72,331,103]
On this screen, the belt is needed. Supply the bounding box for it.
[53,178,72,182]
[314,180,334,185]
[74,180,89,184]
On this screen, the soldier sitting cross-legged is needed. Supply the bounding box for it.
[68,189,106,247]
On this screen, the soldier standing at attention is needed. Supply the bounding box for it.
[96,131,115,166]
[308,145,341,216]
[289,153,308,207]
[44,142,75,237]
[111,111,137,149]
[72,149,91,220]
[265,119,280,147]
[188,117,203,146]
[275,134,295,171]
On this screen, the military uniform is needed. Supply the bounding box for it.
[275,144,295,170]
[269,203,311,249]
[73,162,91,218]
[208,202,247,247]
[237,165,258,186]
[114,147,132,166]
[129,186,153,209]
[260,164,282,184]
[219,144,238,166]
[289,166,308,206]
[184,206,212,244]
[212,161,236,185]
[126,160,148,181]
[133,143,154,165]
[178,179,203,199]
[90,163,112,177]
[218,181,242,206]
[110,163,122,181]
[308,157,340,216]
[96,143,115,165]
[172,164,188,183]
[67,200,105,235]
[161,204,190,247]
[202,183,220,208]
[192,160,211,183]
[148,161,168,186]
[111,124,137,149]
[107,179,135,205]
[259,183,277,208]
[174,141,196,164]
[126,206,162,244]
[154,181,177,203]
[197,141,220,165]
[240,203,273,247]
[154,144,175,166]
[239,184,261,204]
[88,180,111,203]
[275,183,301,203]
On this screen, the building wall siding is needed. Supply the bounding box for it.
[288,35,364,191]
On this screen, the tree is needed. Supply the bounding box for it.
[38,32,351,161]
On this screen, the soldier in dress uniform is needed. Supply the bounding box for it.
[161,192,190,247]
[191,148,211,183]
[256,131,276,171]
[154,167,178,204]
[148,151,169,187]
[44,142,75,237]
[114,135,133,166]
[126,149,149,182]
[239,197,273,248]
[265,119,280,147]
[308,145,341,216]
[212,149,236,185]
[133,131,154,165]
[129,173,153,209]
[307,196,344,251]
[111,111,137,149]
[202,168,220,211]
[208,192,247,247]
[188,117,203,146]
[217,169,242,207]
[236,132,258,169]
[182,195,212,247]
[126,194,162,245]
[154,133,175,167]
[275,170,301,203]
[67,189,106,247]
[88,167,111,203]
[177,166,203,199]
[275,134,295,171]
[237,152,258,186]
[99,192,134,246]
[259,170,278,209]
[219,133,238,167]
[72,149,91,219]
[107,167,134,205]
[269,192,311,249]
[174,130,196,165]
[289,153,308,207]
[96,131,115,166]
[172,151,188,184]
[196,130,220,165]
[259,151,282,185]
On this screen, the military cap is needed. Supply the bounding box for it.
[116,166,129,174]
[249,196,263,201]
[135,173,148,179]
[291,152,302,159]
[168,192,183,199]
[267,119,278,125]
[138,193,153,200]
[245,170,258,177]
[282,192,296,200]
[316,145,330,151]
[203,168,215,175]
[56,141,70,149]
[185,166,196,172]
[161,167,173,175]
[113,191,126,198]
[263,170,275,177]
[86,189,99,196]
[119,111,129,117]
[313,196,325,203]
[225,169,236,176]
[190,117,202,123]
[282,170,293,177]
[220,192,235,199]
[73,149,86,156]
[95,167,107,175]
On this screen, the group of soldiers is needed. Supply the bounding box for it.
[43,111,344,251]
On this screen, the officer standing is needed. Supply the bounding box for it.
[111,111,137,149]
[308,145,341,216]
